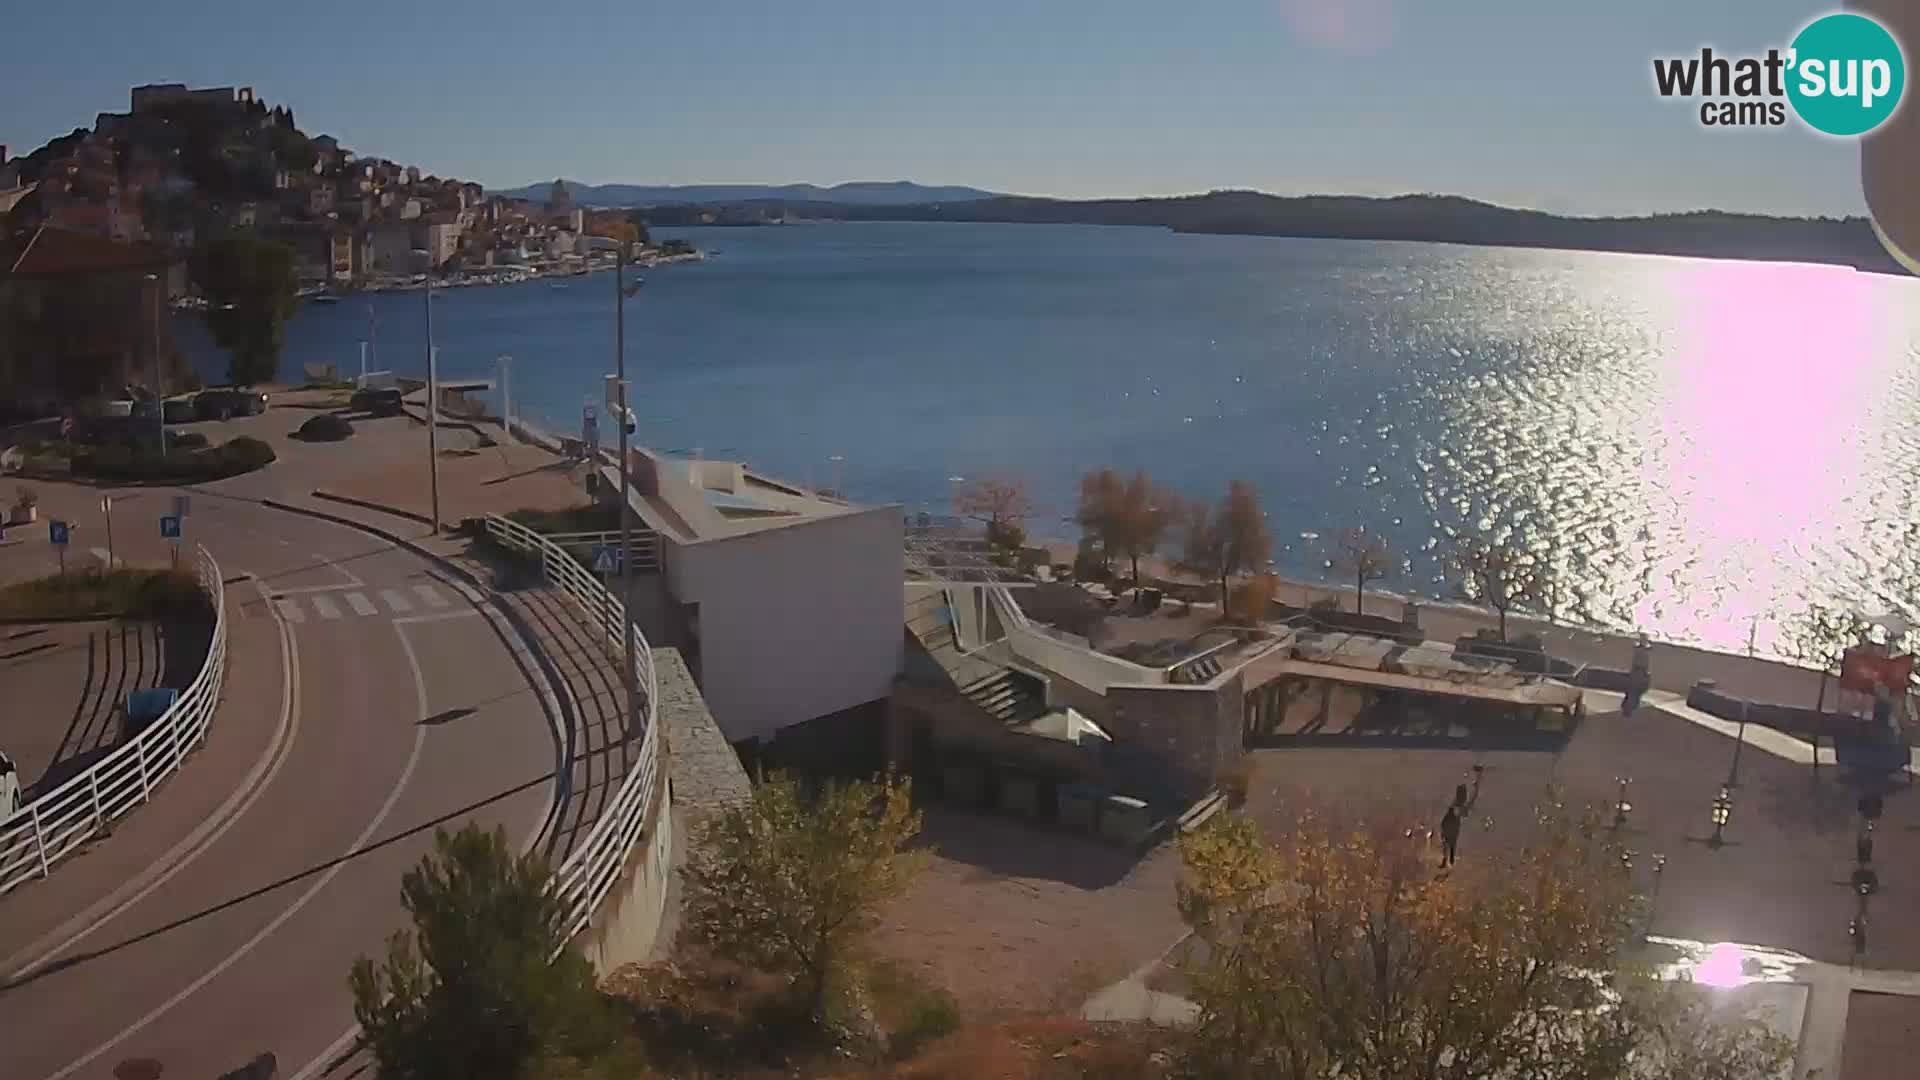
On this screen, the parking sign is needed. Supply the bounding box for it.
[49,520,69,546]
[160,515,181,540]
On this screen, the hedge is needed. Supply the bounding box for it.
[73,436,277,482]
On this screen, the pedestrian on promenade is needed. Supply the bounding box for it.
[1440,805,1462,867]
[1453,783,1469,811]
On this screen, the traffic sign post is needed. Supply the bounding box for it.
[591,543,617,600]
[100,496,115,569]
[49,519,69,577]
[160,515,182,568]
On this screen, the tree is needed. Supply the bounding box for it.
[1452,537,1545,641]
[1175,805,1792,1080]
[1075,468,1126,573]
[1112,471,1175,585]
[1182,481,1271,611]
[683,772,927,1021]
[1777,605,1871,717]
[953,474,1033,553]
[1331,527,1393,615]
[349,825,625,1080]
[194,229,298,386]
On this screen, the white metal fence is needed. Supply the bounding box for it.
[482,514,662,943]
[0,546,228,895]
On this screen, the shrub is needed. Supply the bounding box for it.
[71,436,276,482]
[295,414,354,441]
[219,436,277,470]
[0,567,206,619]
[170,432,210,450]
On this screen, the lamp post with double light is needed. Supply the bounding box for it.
[1708,786,1733,849]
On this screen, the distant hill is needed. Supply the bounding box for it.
[488,180,1002,207]
[716,190,1901,273]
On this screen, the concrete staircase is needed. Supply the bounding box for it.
[959,669,1047,725]
[906,587,1047,726]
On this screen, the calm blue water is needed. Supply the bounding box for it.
[183,222,1920,653]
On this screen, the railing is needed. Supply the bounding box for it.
[482,514,662,944]
[0,546,228,895]
[541,529,662,574]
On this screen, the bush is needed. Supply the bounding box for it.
[295,414,354,441]
[1228,574,1279,623]
[71,436,276,482]
[0,567,206,619]
[170,432,210,450]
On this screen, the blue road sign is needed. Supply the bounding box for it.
[590,544,618,573]
[49,520,70,546]
[160,515,181,540]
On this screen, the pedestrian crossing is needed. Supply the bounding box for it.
[274,582,459,624]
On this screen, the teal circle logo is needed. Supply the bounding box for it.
[1787,12,1906,136]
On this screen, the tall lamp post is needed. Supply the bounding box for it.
[424,277,440,533]
[143,273,164,452]
[613,245,644,742]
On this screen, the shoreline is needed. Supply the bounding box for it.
[1031,538,1885,711]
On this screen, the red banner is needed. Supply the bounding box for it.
[1840,648,1915,694]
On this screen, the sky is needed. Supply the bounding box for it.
[0,0,1876,217]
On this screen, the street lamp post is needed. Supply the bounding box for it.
[143,273,163,453]
[1612,776,1633,830]
[424,278,440,533]
[1709,785,1732,848]
[613,246,643,744]
[1643,853,1668,940]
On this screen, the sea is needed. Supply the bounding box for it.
[177,221,1920,656]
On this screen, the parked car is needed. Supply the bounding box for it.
[349,387,405,416]
[195,388,269,420]
[161,397,198,424]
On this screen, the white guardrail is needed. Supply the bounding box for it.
[0,545,228,895]
[482,514,661,944]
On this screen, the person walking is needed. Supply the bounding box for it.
[1440,804,1462,868]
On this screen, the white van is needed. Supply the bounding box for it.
[0,751,21,819]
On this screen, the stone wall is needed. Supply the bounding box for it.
[573,647,749,973]
[1104,671,1247,803]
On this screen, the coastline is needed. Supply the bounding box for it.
[1032,538,1856,712]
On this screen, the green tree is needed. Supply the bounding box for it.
[683,772,927,1021]
[193,229,298,386]
[1175,806,1792,1080]
[349,825,625,1080]
[1075,467,1126,574]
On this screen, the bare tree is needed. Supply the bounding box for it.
[1075,468,1125,574]
[1330,527,1393,614]
[1452,537,1544,641]
[1183,481,1271,611]
[952,474,1032,552]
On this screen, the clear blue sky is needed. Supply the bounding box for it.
[0,0,1872,216]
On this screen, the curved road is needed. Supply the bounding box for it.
[0,492,558,1080]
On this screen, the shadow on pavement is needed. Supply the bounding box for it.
[0,771,554,995]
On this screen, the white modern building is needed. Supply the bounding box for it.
[601,448,904,749]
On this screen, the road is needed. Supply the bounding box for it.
[0,485,559,1080]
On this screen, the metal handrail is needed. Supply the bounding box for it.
[0,546,228,894]
[482,513,661,944]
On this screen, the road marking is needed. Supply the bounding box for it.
[45,633,430,1080]
[7,573,304,981]
[392,609,481,626]
[379,588,413,613]
[275,598,306,624]
[344,592,377,617]
[312,594,343,620]
[413,583,449,609]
